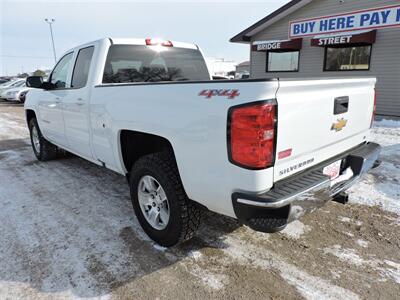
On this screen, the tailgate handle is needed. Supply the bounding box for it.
[334,96,349,115]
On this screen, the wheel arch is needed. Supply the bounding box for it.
[119,130,177,176]
[25,109,37,126]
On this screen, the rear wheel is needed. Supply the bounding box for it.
[129,152,202,247]
[29,118,58,161]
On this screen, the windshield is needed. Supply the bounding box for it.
[103,45,210,83]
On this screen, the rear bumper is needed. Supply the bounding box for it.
[232,142,381,232]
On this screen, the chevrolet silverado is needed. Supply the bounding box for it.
[24,38,381,246]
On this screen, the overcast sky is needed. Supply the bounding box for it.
[0,0,290,76]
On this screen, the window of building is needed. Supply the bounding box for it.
[71,46,94,88]
[324,45,371,71]
[266,50,299,72]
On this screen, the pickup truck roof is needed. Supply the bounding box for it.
[65,38,199,55]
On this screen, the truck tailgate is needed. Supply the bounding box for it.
[274,78,376,182]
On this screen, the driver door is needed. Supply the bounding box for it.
[38,52,74,147]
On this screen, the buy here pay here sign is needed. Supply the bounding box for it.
[289,4,400,38]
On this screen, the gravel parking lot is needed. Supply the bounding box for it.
[0,100,399,300]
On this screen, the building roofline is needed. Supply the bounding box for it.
[230,0,312,43]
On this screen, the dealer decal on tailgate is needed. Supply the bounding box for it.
[199,89,240,99]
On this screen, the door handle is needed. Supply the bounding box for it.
[76,98,84,106]
[334,96,349,115]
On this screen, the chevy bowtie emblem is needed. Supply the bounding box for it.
[331,118,348,132]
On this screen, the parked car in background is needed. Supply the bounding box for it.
[0,78,11,84]
[235,72,250,79]
[19,89,30,103]
[0,79,26,98]
[212,75,229,80]
[2,86,32,103]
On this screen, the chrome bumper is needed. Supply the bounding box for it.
[232,142,381,232]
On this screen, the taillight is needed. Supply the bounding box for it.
[145,38,173,47]
[228,101,277,169]
[370,89,376,128]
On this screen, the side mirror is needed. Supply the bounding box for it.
[26,76,44,88]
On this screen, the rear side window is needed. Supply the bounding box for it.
[103,45,210,83]
[71,46,94,88]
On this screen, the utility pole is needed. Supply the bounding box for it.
[45,18,57,64]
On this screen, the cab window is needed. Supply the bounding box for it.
[50,52,73,89]
[71,46,94,88]
[103,45,210,83]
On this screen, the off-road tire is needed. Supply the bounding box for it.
[28,118,58,161]
[129,151,202,247]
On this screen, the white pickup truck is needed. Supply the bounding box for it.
[25,38,381,246]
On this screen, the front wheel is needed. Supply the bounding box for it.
[28,118,58,161]
[129,152,202,247]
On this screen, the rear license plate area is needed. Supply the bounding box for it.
[323,159,342,180]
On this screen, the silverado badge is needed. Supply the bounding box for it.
[331,118,348,132]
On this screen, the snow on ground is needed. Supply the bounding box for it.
[0,104,399,299]
[324,245,365,266]
[220,236,360,300]
[355,239,369,248]
[0,109,29,140]
[348,119,400,216]
[324,245,400,284]
[280,220,311,239]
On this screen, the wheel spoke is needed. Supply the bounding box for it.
[143,176,157,192]
[138,190,152,206]
[157,186,167,201]
[148,208,160,226]
[159,207,169,225]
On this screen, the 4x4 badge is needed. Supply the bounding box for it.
[331,118,347,132]
[199,89,240,99]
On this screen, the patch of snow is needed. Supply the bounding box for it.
[339,216,351,223]
[188,250,202,261]
[0,281,111,300]
[324,245,365,266]
[185,264,227,290]
[0,147,160,298]
[280,220,311,239]
[374,119,400,129]
[356,239,369,248]
[0,110,29,139]
[338,217,362,227]
[344,232,354,238]
[383,260,400,284]
[153,244,167,252]
[200,273,226,290]
[222,236,360,300]
[324,246,400,284]
[330,270,341,279]
[348,122,400,216]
